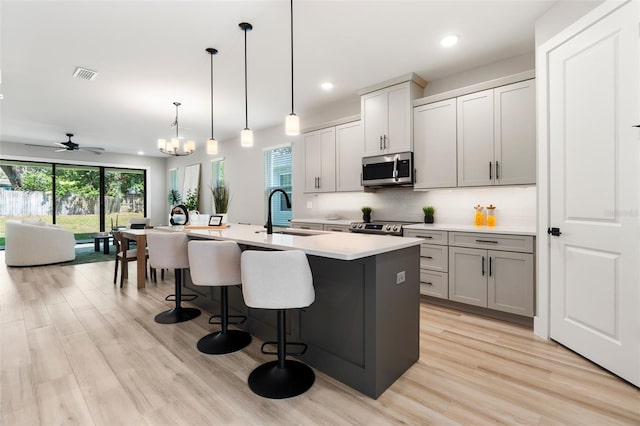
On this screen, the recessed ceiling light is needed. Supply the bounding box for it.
[137,151,144,155]
[321,82,334,91]
[440,35,459,47]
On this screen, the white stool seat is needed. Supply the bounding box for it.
[188,240,251,355]
[241,250,314,310]
[240,249,315,399]
[146,231,200,324]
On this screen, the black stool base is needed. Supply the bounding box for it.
[197,330,252,355]
[248,360,315,399]
[154,307,201,324]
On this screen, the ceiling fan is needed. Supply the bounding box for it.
[54,133,105,154]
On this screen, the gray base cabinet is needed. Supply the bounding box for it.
[404,229,449,299]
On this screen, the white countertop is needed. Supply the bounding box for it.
[183,223,422,261]
[404,223,536,236]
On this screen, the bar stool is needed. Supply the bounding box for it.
[240,250,315,399]
[188,240,252,354]
[146,231,201,324]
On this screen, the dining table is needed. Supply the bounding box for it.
[120,228,148,288]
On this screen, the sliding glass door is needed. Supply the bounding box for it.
[0,161,54,247]
[0,159,146,248]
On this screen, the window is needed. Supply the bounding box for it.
[169,168,179,191]
[264,145,292,227]
[211,158,225,188]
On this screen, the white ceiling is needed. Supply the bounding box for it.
[0,0,556,157]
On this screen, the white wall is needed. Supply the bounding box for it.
[0,141,168,226]
[535,0,603,46]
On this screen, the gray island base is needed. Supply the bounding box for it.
[181,225,421,399]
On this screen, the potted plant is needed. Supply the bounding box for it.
[210,183,230,224]
[422,206,435,224]
[167,189,182,207]
[361,206,372,223]
[184,189,199,213]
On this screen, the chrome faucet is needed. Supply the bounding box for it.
[266,189,291,234]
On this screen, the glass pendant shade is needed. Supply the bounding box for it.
[157,139,167,150]
[207,138,218,155]
[286,113,300,136]
[171,138,180,150]
[241,128,253,147]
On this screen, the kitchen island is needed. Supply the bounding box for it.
[181,224,422,399]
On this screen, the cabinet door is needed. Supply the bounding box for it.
[386,83,411,153]
[318,127,336,192]
[304,131,322,193]
[457,89,494,186]
[449,246,487,307]
[420,270,448,299]
[362,90,388,155]
[494,80,536,185]
[414,99,457,189]
[487,250,534,317]
[336,121,364,192]
[291,222,324,231]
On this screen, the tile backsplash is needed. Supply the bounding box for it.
[302,186,536,228]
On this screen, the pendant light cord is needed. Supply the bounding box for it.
[244,27,249,129]
[290,0,294,115]
[210,52,214,138]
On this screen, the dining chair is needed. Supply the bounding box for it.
[113,231,153,287]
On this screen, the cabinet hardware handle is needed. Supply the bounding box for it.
[379,136,383,150]
[633,124,640,127]
[384,134,387,149]
[547,227,562,236]
[475,239,498,244]
[425,282,433,285]
[425,256,433,259]
[489,257,492,277]
[301,226,310,229]
[489,162,492,180]
[482,256,485,276]
[418,235,433,239]
[495,161,499,180]
[317,176,320,188]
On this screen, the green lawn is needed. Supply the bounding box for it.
[0,213,143,246]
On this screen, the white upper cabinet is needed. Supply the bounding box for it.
[335,120,364,192]
[457,80,536,187]
[494,80,536,185]
[361,77,424,156]
[457,89,495,186]
[413,99,457,189]
[304,127,336,193]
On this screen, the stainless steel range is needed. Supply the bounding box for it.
[349,220,415,237]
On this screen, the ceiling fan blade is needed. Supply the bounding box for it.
[54,149,67,152]
[79,147,104,154]
[80,146,105,151]
[54,142,68,148]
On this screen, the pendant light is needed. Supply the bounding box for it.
[206,47,219,155]
[239,22,253,147]
[158,102,195,156]
[285,0,300,136]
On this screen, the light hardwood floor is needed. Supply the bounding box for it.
[1,253,638,425]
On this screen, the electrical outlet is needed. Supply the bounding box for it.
[396,271,406,284]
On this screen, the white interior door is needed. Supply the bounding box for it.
[548,1,639,387]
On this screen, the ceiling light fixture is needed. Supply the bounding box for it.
[239,22,253,147]
[285,0,300,136]
[440,35,459,47]
[321,82,334,91]
[206,47,219,155]
[157,102,195,156]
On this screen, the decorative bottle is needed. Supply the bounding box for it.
[474,205,485,226]
[486,204,496,226]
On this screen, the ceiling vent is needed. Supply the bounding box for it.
[73,67,98,81]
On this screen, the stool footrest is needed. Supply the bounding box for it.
[208,314,247,325]
[260,341,307,356]
[164,294,198,302]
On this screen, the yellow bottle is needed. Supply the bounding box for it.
[486,204,496,226]
[474,205,485,226]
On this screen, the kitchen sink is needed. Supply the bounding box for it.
[256,228,325,237]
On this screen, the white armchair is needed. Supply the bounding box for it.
[5,220,76,266]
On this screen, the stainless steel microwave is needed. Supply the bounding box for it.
[362,152,413,187]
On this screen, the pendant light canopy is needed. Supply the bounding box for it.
[285,0,300,136]
[206,47,219,155]
[158,102,195,156]
[239,22,253,147]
